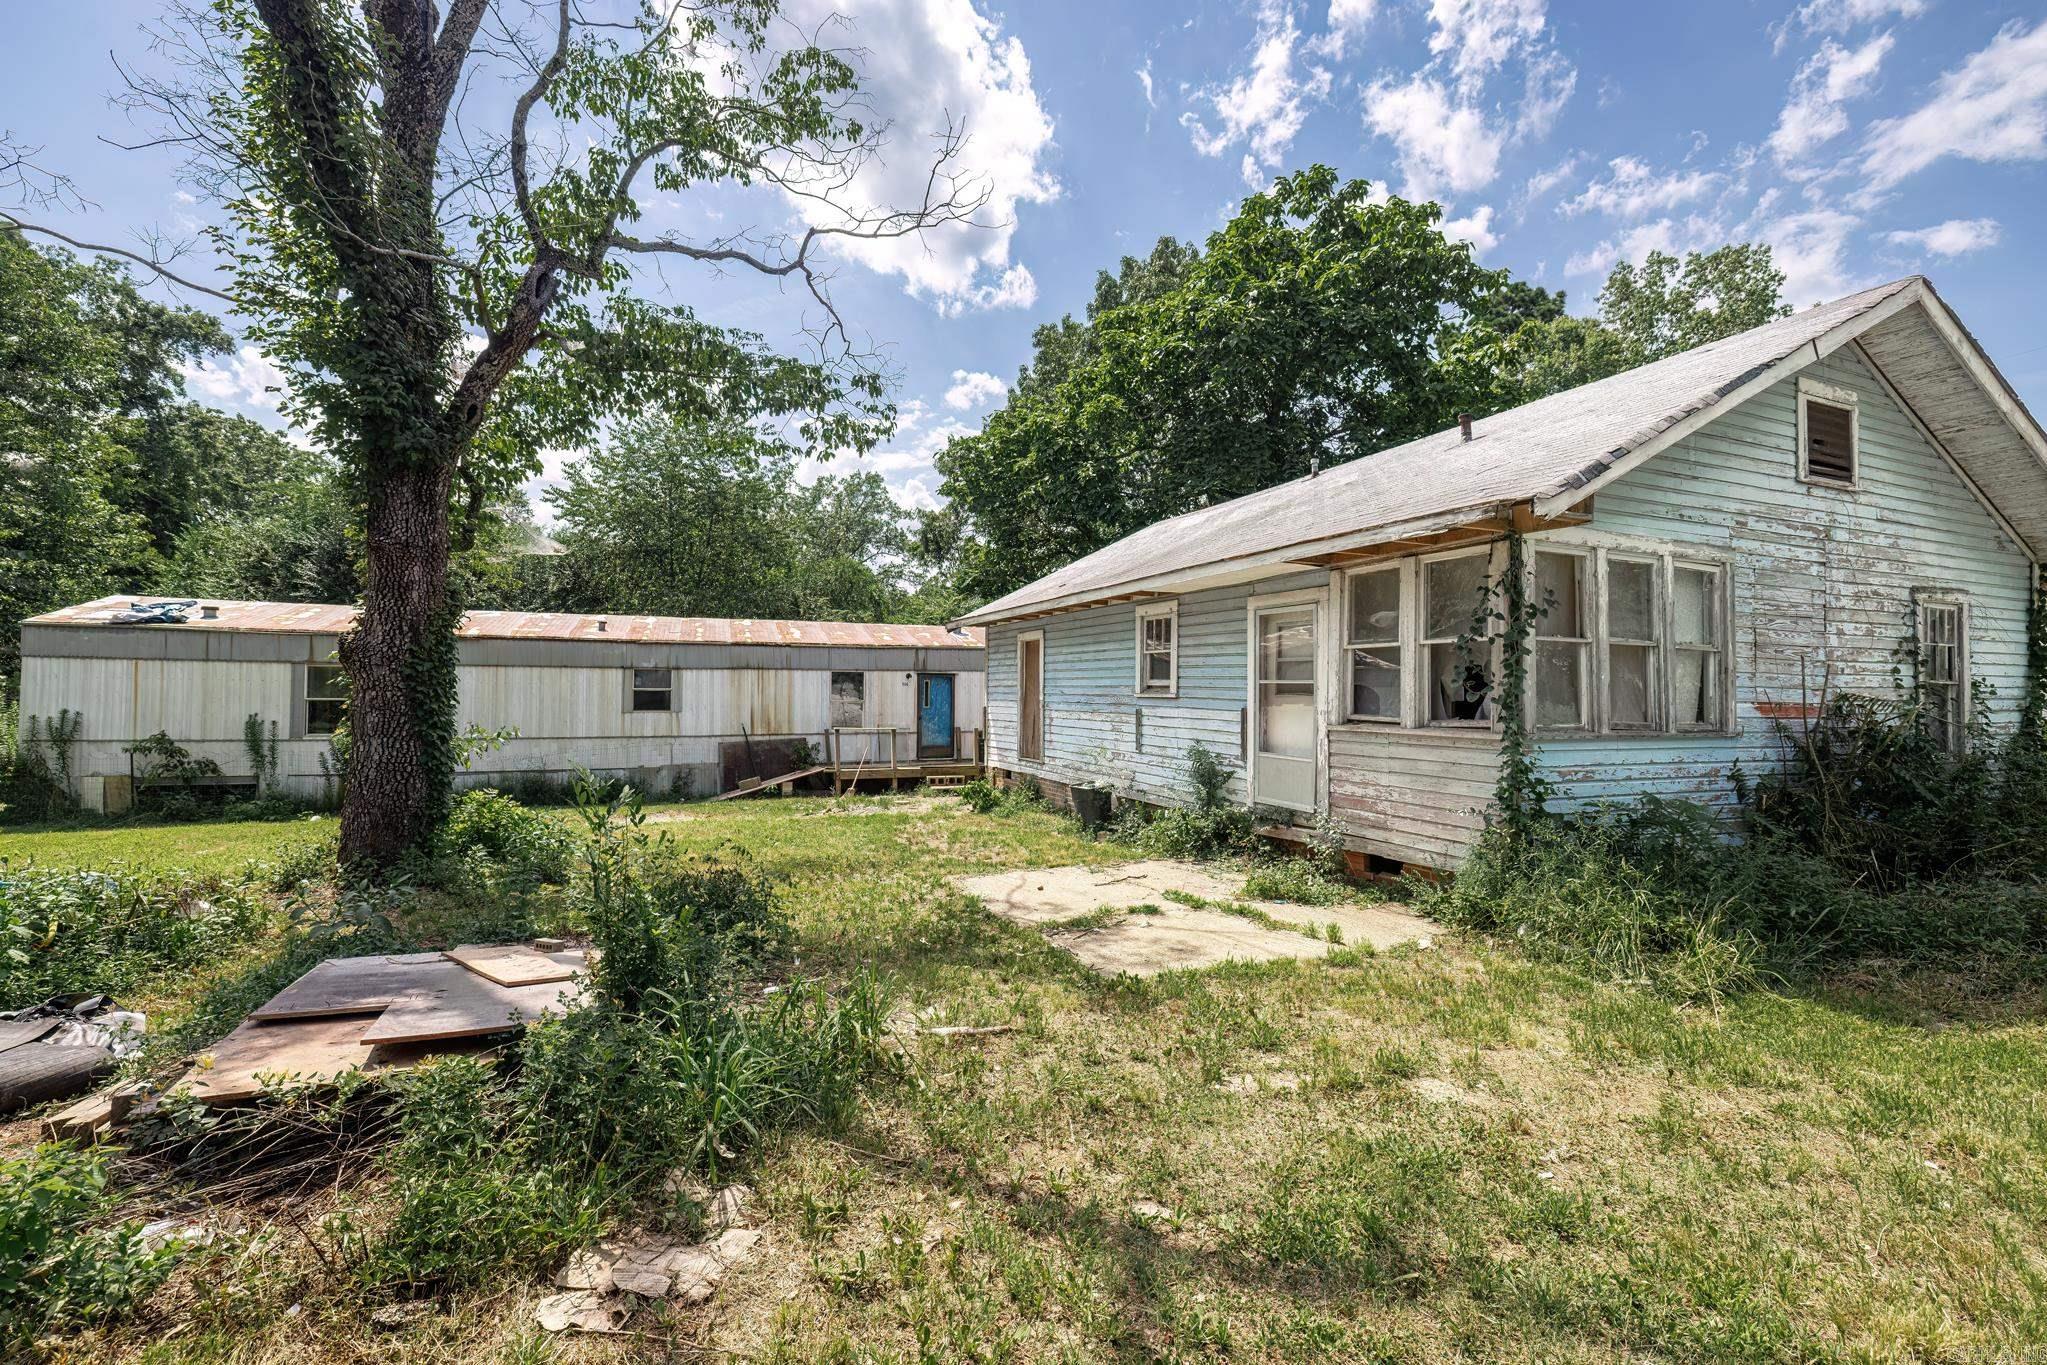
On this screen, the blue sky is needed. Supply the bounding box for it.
[8,0,2047,520]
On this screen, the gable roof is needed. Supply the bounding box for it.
[27,596,985,650]
[959,276,2047,626]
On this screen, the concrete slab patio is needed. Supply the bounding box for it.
[952,860,1437,976]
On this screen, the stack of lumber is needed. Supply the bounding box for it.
[178,943,588,1104]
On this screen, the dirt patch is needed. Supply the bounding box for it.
[953,860,1437,976]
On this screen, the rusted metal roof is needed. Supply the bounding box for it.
[27,597,985,649]
[959,276,2047,625]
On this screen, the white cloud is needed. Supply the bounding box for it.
[1427,0,1548,82]
[1313,0,1377,58]
[180,345,287,411]
[523,446,587,525]
[1769,32,1893,165]
[1181,0,1332,177]
[801,414,977,510]
[1774,0,1925,50]
[1518,153,1583,206]
[1441,204,1499,256]
[1862,20,2047,192]
[1563,215,1725,278]
[1136,59,1155,109]
[1516,47,1577,139]
[944,369,1007,409]
[1759,208,1862,303]
[1560,156,1720,218]
[1884,217,2003,256]
[1362,74,1505,199]
[779,0,1058,316]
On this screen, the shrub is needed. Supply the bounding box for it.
[0,1144,179,1346]
[0,866,270,1002]
[954,777,1043,816]
[1241,858,1352,906]
[437,789,576,886]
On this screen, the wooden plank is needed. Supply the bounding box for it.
[446,944,580,987]
[708,765,825,800]
[359,957,585,1045]
[249,952,449,1021]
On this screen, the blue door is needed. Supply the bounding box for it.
[917,673,955,757]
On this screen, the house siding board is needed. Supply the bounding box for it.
[1538,346,2033,813]
[985,571,1326,807]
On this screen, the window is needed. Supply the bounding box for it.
[1672,564,1724,729]
[1916,596,1967,752]
[1604,556,1662,730]
[1423,553,1494,724]
[1018,633,1044,761]
[630,667,672,712]
[305,664,347,736]
[1532,551,1589,728]
[1135,603,1178,695]
[830,671,864,728]
[1799,379,1859,487]
[1346,567,1403,721]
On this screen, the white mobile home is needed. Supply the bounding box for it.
[958,276,2047,871]
[17,598,986,811]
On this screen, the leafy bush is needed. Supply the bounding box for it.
[1241,858,1352,906]
[0,1144,179,1347]
[437,789,576,886]
[0,866,270,1002]
[954,777,1044,816]
[1116,744,1256,859]
[262,828,340,892]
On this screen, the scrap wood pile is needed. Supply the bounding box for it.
[43,940,591,1141]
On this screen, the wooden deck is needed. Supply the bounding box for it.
[826,726,984,794]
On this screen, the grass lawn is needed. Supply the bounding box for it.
[0,812,337,877]
[18,792,2047,1363]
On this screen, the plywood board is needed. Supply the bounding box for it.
[359,960,584,1045]
[446,944,580,987]
[249,953,448,1021]
[174,1015,380,1103]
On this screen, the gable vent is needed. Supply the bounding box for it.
[1804,400,1855,484]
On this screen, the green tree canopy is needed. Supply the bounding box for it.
[936,167,1507,598]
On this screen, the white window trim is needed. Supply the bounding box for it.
[1670,559,1728,734]
[1602,552,1666,733]
[1797,376,1861,491]
[1342,561,1410,724]
[1133,600,1180,698]
[1419,545,1502,730]
[1912,590,1971,753]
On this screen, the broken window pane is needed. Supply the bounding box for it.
[1428,641,1493,723]
[830,671,864,728]
[1350,568,1400,642]
[1674,567,1718,646]
[1350,646,1401,720]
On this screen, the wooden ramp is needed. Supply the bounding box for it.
[710,765,826,799]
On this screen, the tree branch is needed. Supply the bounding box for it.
[508,0,572,249]
[0,214,234,301]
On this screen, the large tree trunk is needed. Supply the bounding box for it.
[338,460,457,870]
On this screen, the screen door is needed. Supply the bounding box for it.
[1252,604,1318,810]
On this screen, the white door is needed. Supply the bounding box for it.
[1252,603,1319,811]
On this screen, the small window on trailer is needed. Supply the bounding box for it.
[830,671,865,728]
[305,664,347,736]
[1798,378,1859,488]
[1915,595,1968,753]
[630,667,672,712]
[1135,602,1178,695]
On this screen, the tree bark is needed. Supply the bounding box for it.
[337,459,456,869]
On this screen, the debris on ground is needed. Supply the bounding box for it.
[0,995,147,1113]
[538,1185,763,1332]
[954,860,1437,976]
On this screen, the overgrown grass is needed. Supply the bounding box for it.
[0,814,338,878]
[19,787,2047,1365]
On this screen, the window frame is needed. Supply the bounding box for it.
[1133,601,1179,698]
[304,663,348,737]
[1797,377,1861,491]
[1670,560,1727,733]
[1343,562,1408,724]
[1913,590,1970,754]
[1601,552,1666,734]
[1419,547,1499,729]
[628,666,673,714]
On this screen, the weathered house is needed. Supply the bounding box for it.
[957,276,2047,870]
[17,598,985,811]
